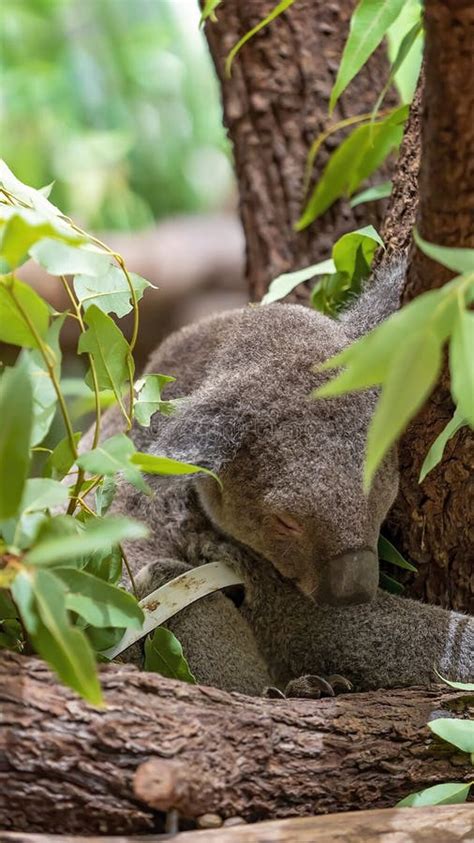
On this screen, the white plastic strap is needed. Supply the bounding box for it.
[101,560,244,660]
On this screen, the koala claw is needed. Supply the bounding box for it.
[284,673,353,699]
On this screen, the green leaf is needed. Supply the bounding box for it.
[435,674,474,691]
[296,106,408,229]
[0,160,65,219]
[25,515,148,566]
[332,225,383,277]
[74,267,153,318]
[95,477,117,516]
[364,331,442,489]
[350,181,392,207]
[25,567,102,705]
[200,0,222,24]
[0,363,33,519]
[76,434,149,494]
[83,545,122,585]
[54,567,144,629]
[414,231,474,274]
[131,451,222,487]
[450,308,474,427]
[0,209,80,270]
[0,275,50,349]
[78,305,133,412]
[419,408,467,483]
[378,535,417,572]
[379,571,404,594]
[43,432,82,480]
[144,627,196,683]
[428,718,474,754]
[396,781,472,808]
[20,478,69,514]
[23,315,65,447]
[370,20,423,118]
[330,0,406,112]
[262,259,335,305]
[11,570,39,633]
[225,0,297,76]
[386,0,423,103]
[30,239,111,277]
[134,374,176,426]
[315,286,456,397]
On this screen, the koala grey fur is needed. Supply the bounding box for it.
[94,261,473,695]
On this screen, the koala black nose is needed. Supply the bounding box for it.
[312,548,378,606]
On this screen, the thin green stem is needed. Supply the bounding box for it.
[120,545,138,598]
[8,281,78,461]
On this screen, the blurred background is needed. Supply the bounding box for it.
[1,0,246,365]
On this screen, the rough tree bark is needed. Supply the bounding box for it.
[2,806,473,843]
[385,0,474,612]
[205,2,473,611]
[204,0,398,301]
[1,653,472,835]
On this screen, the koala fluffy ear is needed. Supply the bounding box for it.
[148,377,249,472]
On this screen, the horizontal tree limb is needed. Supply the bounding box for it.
[1,806,473,843]
[0,652,472,835]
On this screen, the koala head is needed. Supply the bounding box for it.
[148,303,399,606]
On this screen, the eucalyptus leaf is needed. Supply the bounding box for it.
[0,209,79,270]
[330,0,406,112]
[28,567,102,705]
[95,477,117,516]
[76,434,149,494]
[378,535,416,572]
[350,181,392,207]
[370,20,423,119]
[435,674,474,692]
[25,515,148,566]
[262,259,335,305]
[200,0,222,24]
[419,408,467,483]
[0,363,33,519]
[30,239,111,277]
[0,276,50,349]
[396,781,472,808]
[144,627,196,683]
[74,266,153,318]
[296,107,407,230]
[43,432,82,480]
[332,225,383,278]
[379,571,404,594]
[450,308,474,427]
[23,315,65,447]
[131,451,221,487]
[414,231,474,274]
[78,305,133,410]
[134,374,176,426]
[20,478,69,514]
[55,567,144,629]
[364,331,442,489]
[428,718,474,754]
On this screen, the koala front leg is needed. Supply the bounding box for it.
[132,558,274,696]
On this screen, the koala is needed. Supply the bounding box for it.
[95,261,473,696]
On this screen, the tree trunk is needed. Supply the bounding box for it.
[386,0,474,612]
[1,806,473,843]
[205,1,473,611]
[204,0,398,301]
[1,652,472,835]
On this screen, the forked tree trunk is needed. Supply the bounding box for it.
[1,653,472,835]
[385,0,474,612]
[205,1,473,611]
[204,0,398,301]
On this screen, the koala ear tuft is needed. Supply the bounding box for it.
[149,381,247,472]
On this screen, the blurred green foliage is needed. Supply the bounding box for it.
[0,0,232,230]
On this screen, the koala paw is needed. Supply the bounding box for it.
[284,673,353,699]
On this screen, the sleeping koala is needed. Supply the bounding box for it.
[95,261,473,696]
